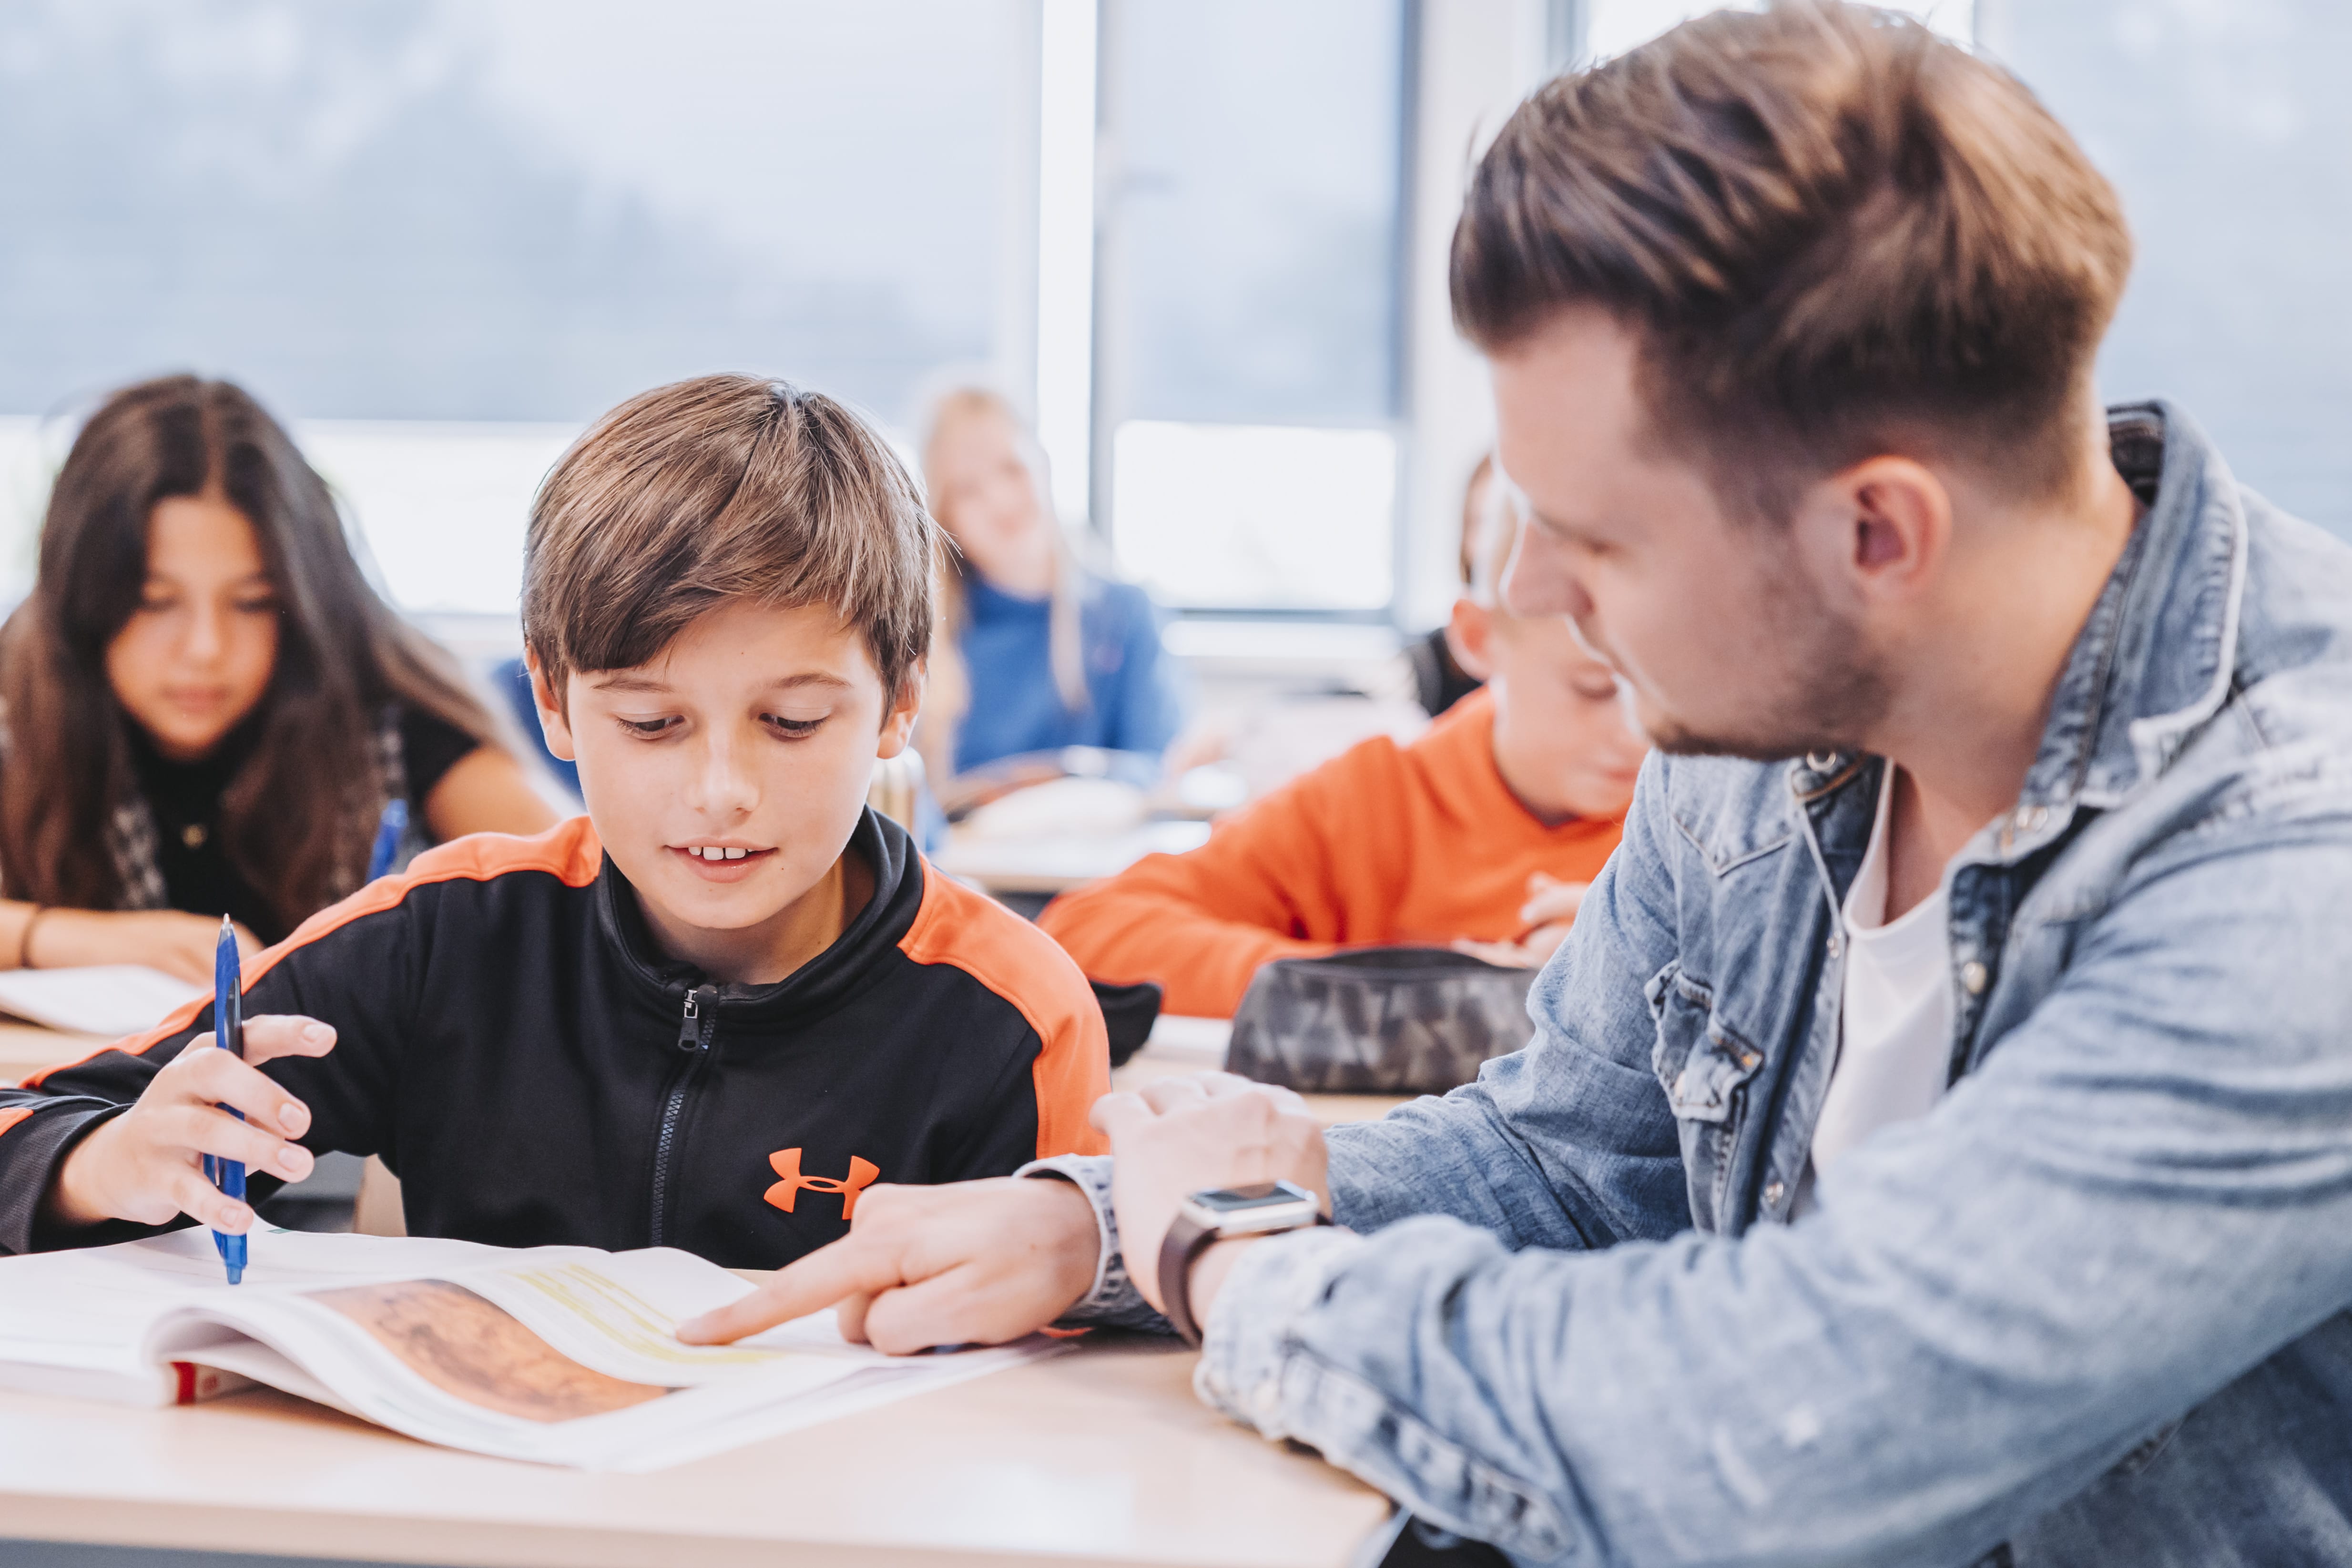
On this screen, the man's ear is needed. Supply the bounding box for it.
[523,649,578,763]
[1799,455,1952,608]
[1446,598,1498,683]
[877,658,927,760]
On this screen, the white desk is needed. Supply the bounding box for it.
[933,821,1212,897]
[0,1020,105,1089]
[0,1331,1388,1568]
[0,1020,1404,1566]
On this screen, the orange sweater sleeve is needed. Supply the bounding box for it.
[1039,743,1403,1017]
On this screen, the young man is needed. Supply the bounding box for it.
[687,8,2352,1563]
[1039,492,1644,1016]
[0,375,1108,1265]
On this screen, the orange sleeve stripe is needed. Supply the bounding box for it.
[0,1107,31,1140]
[896,860,1110,1159]
[22,817,607,1089]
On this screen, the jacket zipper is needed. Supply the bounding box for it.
[648,983,720,1248]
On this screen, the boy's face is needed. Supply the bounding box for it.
[1449,594,1647,822]
[531,600,920,962]
[1484,611,1648,821]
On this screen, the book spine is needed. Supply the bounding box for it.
[169,1362,257,1405]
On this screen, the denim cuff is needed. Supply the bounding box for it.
[1013,1152,1166,1331]
[1193,1224,1365,1438]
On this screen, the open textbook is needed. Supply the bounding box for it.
[0,1228,1059,1470]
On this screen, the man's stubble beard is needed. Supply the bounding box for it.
[1628,551,1891,764]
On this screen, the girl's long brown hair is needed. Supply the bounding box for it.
[0,376,504,932]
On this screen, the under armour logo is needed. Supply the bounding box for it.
[764,1148,880,1220]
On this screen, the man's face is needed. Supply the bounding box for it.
[536,600,919,952]
[1490,309,1885,760]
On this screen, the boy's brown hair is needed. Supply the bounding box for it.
[1452,1,2132,519]
[524,375,937,707]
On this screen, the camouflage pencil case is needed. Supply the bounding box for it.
[1224,947,1537,1096]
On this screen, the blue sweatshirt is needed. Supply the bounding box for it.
[955,573,1181,775]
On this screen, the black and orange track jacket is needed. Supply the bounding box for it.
[0,812,1110,1265]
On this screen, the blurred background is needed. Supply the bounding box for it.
[0,0,2342,684]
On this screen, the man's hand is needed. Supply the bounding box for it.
[42,1016,336,1232]
[676,1177,1101,1354]
[1453,871,1589,968]
[1094,1072,1328,1313]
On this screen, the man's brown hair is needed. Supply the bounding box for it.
[1452,1,2132,516]
[524,375,936,707]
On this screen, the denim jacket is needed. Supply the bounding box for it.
[1029,404,2352,1567]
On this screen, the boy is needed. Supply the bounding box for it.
[0,375,1108,1266]
[1038,491,1645,1016]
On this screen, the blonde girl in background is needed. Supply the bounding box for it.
[916,387,1181,786]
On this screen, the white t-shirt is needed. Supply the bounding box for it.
[1794,768,1956,1212]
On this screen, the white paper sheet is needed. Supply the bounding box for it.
[0,964,203,1039]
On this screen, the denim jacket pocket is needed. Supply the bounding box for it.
[1650,969,1765,1124]
[1649,967,1767,1228]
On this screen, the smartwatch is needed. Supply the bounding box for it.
[1157,1180,1329,1347]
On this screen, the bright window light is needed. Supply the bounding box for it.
[1111,422,1394,611]
[1584,0,1974,61]
[1035,0,1099,526]
[295,423,579,617]
[0,0,1023,619]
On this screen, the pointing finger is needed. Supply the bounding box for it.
[676,1234,908,1344]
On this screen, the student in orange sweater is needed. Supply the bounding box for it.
[1039,492,1645,1016]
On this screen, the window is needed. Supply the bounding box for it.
[1582,0,1973,58]
[1992,0,2352,538]
[1093,0,1410,614]
[0,0,1031,612]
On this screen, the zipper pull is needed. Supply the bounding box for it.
[676,984,720,1052]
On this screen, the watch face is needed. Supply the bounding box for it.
[1192,1181,1312,1214]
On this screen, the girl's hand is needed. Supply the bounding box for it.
[26,907,263,983]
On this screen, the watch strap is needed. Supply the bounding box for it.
[1158,1199,1332,1349]
[1158,1209,1216,1347]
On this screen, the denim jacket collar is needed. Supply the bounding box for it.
[1790,402,2250,864]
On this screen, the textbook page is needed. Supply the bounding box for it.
[0,964,202,1039]
[0,1229,1060,1468]
[0,1228,571,1404]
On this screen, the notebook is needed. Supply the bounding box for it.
[0,1228,1055,1470]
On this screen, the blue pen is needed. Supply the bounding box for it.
[210,916,247,1285]
[367,798,408,883]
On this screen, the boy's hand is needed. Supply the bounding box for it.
[1093,1072,1328,1314]
[676,1177,1100,1354]
[42,1016,337,1233]
[1452,872,1589,968]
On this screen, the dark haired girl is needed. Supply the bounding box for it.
[0,376,556,978]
